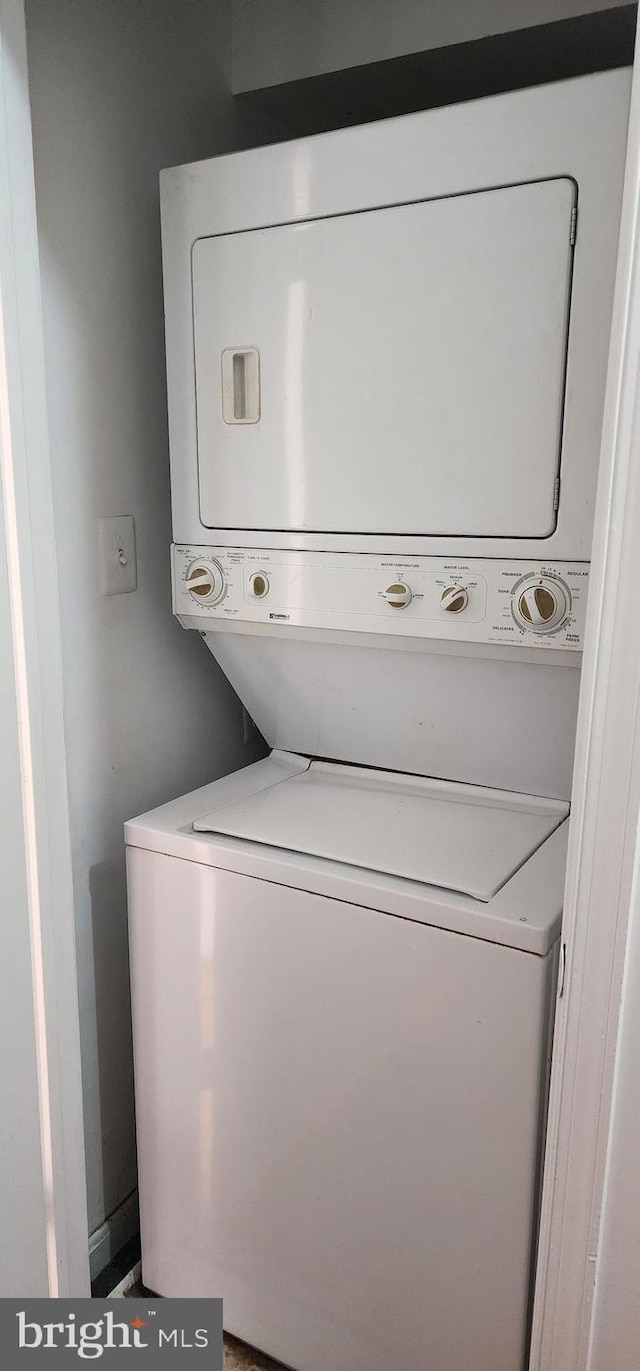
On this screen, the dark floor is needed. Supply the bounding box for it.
[221,1332,288,1370]
[124,1278,286,1369]
[91,1234,142,1298]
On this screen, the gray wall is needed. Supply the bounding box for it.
[233,0,632,91]
[24,0,281,1254]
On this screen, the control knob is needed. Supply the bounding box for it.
[383,582,412,609]
[441,585,469,614]
[513,577,569,633]
[185,559,225,605]
[248,571,270,598]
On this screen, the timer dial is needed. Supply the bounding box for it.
[185,559,225,605]
[513,577,569,633]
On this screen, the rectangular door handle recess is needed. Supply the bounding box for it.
[222,347,260,423]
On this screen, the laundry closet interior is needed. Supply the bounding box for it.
[19,1,637,1367]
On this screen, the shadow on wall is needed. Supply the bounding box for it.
[89,859,138,1221]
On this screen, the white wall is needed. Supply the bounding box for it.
[1,0,89,1294]
[0,463,49,1295]
[24,0,282,1251]
[232,0,632,92]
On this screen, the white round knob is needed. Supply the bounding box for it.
[185,559,225,605]
[441,585,469,614]
[513,578,569,633]
[383,582,412,610]
[248,571,270,599]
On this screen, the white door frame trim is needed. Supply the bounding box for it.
[0,0,89,1295]
[530,19,640,1370]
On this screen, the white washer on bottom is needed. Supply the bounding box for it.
[125,751,567,1371]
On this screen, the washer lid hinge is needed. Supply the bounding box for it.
[570,205,578,246]
[553,477,561,512]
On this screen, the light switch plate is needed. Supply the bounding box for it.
[98,516,137,595]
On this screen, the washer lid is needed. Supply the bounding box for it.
[193,761,568,903]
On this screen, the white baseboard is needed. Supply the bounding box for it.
[89,1189,139,1280]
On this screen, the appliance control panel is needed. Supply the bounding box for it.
[172,546,589,651]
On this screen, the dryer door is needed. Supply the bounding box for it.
[193,177,575,537]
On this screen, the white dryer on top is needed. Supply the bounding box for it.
[160,71,630,801]
[161,70,629,562]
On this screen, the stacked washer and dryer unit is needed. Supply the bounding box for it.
[126,73,630,1371]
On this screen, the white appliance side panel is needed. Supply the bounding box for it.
[128,848,554,1371]
[207,634,580,799]
[193,179,573,537]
